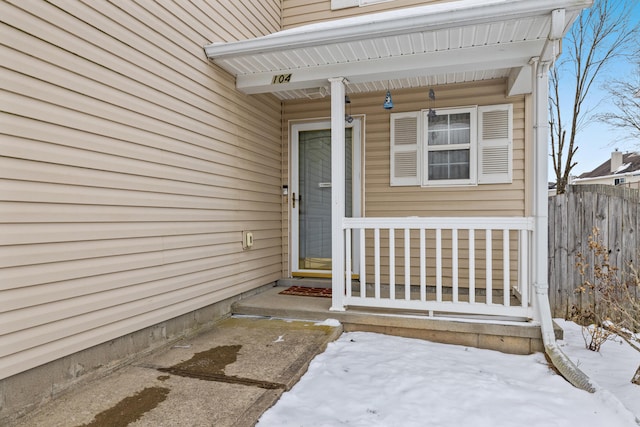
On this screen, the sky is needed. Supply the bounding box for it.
[551,1,640,180]
[257,320,639,427]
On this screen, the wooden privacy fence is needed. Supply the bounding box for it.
[548,184,640,318]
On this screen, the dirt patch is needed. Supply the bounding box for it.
[78,386,170,427]
[158,344,286,390]
[169,345,241,375]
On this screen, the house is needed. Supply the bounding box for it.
[0,0,593,421]
[572,150,640,188]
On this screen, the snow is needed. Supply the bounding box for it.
[556,319,640,418]
[258,322,640,427]
[615,163,632,173]
[314,319,341,327]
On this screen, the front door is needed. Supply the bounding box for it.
[291,119,361,276]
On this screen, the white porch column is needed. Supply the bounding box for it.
[532,58,554,341]
[329,77,346,312]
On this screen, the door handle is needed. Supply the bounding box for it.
[292,193,301,208]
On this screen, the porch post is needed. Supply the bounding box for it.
[532,58,553,339]
[329,77,346,312]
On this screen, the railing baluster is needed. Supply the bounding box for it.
[420,228,426,302]
[360,228,366,298]
[389,228,395,300]
[374,227,380,300]
[346,228,352,298]
[405,228,411,300]
[519,229,528,308]
[469,229,475,304]
[452,228,458,303]
[503,230,510,306]
[486,229,492,305]
[436,228,442,302]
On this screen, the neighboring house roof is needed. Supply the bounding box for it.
[578,152,640,179]
[204,0,591,100]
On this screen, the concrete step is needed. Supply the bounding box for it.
[277,277,332,288]
[232,285,561,355]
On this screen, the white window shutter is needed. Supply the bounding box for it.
[478,104,512,184]
[390,112,420,186]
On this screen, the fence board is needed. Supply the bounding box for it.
[548,184,640,317]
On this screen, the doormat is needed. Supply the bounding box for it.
[279,286,332,298]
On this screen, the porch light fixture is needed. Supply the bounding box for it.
[427,88,436,118]
[345,95,354,123]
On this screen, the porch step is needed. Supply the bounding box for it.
[276,277,332,288]
[233,286,562,355]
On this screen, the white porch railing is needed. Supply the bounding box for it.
[337,217,535,319]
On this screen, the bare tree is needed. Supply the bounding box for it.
[549,0,640,194]
[597,58,640,142]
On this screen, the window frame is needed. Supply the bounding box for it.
[422,106,477,187]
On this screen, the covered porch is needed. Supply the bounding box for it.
[205,0,590,328]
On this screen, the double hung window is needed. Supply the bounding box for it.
[390,104,512,187]
[424,108,475,185]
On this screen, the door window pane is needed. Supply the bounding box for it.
[298,129,352,270]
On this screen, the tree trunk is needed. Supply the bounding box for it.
[633,365,640,386]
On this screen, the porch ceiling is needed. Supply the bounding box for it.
[204,0,591,100]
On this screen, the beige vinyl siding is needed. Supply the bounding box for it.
[282,0,457,29]
[0,0,282,380]
[282,79,528,280]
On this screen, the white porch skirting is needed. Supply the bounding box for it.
[336,217,535,319]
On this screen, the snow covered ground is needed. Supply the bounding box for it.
[556,319,640,419]
[257,320,640,427]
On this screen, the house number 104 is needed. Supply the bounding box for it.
[271,74,292,84]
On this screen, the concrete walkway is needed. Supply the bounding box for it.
[13,316,342,427]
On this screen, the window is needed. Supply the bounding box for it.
[390,104,512,187]
[424,107,475,185]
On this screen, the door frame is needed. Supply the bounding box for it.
[290,118,362,276]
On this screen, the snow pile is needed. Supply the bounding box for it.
[314,319,341,327]
[556,319,640,419]
[615,163,632,173]
[258,330,638,427]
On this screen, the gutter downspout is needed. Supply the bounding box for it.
[530,53,595,393]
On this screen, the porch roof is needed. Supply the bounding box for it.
[204,0,591,100]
